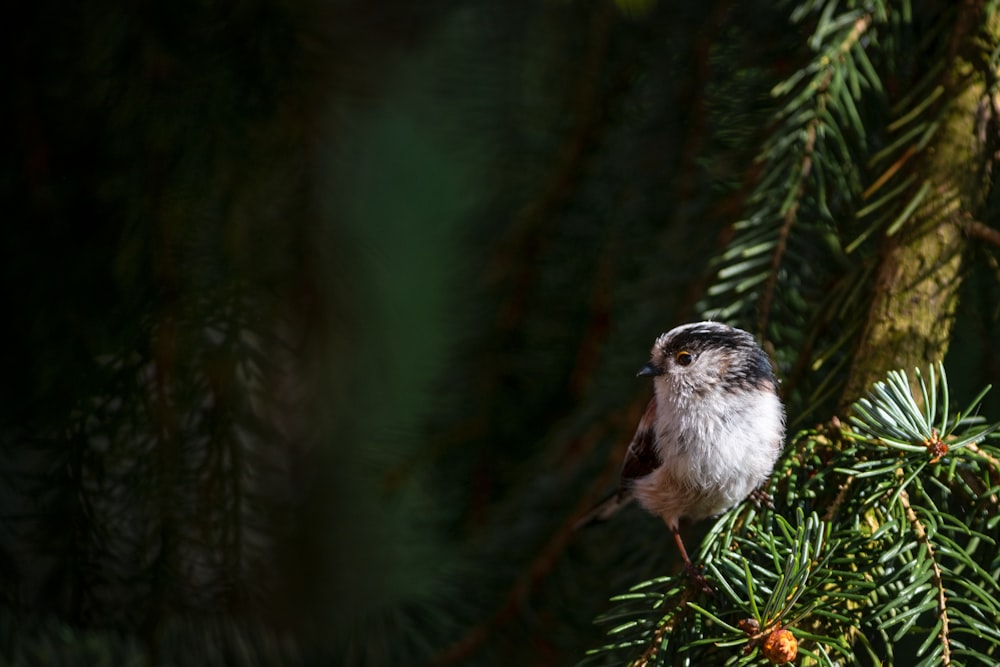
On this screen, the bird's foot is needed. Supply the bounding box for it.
[683,561,715,595]
[749,488,774,509]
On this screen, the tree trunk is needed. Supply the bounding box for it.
[840,8,997,408]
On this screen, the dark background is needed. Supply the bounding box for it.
[3,1,999,665]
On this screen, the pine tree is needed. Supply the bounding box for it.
[423,0,1000,664]
[582,1,1000,664]
[4,0,1000,666]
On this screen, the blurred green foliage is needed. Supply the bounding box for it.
[3,0,1000,666]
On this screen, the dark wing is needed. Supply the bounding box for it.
[573,397,661,529]
[619,397,661,489]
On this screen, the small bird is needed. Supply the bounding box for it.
[583,321,785,578]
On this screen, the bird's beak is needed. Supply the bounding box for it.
[637,363,663,377]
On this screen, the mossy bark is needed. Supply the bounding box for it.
[840,14,997,408]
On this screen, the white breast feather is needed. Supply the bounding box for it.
[633,373,783,523]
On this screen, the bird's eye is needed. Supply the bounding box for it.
[675,351,693,366]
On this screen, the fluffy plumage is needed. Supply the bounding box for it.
[582,322,785,571]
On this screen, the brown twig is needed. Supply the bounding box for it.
[965,442,1000,509]
[862,145,917,200]
[628,586,700,667]
[962,218,1000,247]
[823,474,854,524]
[757,119,816,337]
[425,401,641,667]
[757,15,873,337]
[966,441,1000,475]
[898,488,951,666]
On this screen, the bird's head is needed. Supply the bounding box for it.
[637,321,776,394]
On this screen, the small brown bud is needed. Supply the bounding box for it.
[737,617,760,635]
[761,627,797,664]
[926,436,948,463]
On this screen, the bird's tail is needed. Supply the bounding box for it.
[573,491,634,531]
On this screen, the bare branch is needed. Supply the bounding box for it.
[962,219,1000,247]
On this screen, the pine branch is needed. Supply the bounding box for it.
[588,362,1000,665]
[757,14,873,336]
[898,488,952,666]
[967,441,1000,476]
[626,587,698,667]
[428,502,585,666]
[429,404,642,666]
[698,1,888,424]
